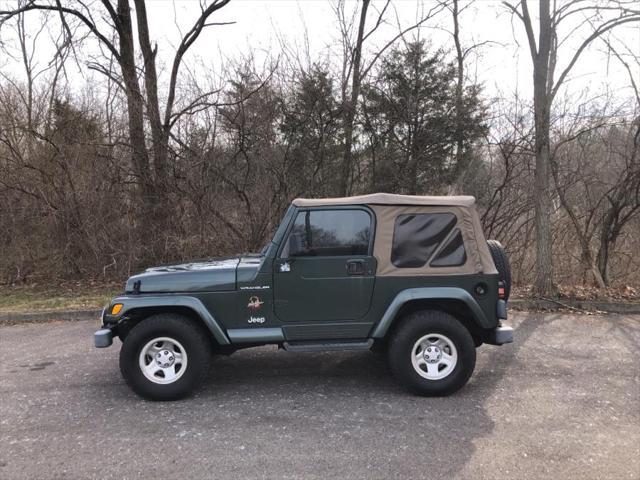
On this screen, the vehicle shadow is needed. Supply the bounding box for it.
[192,312,545,477]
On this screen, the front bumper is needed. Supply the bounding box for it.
[94,328,113,348]
[94,306,113,348]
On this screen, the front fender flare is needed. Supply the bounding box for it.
[106,295,230,345]
[371,287,489,338]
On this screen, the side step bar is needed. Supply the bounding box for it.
[283,339,373,353]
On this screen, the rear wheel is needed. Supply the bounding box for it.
[119,313,212,401]
[387,310,476,396]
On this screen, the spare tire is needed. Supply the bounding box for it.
[487,240,511,301]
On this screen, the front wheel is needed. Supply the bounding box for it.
[388,310,476,396]
[119,313,212,401]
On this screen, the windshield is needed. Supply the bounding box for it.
[260,242,272,256]
[263,205,296,258]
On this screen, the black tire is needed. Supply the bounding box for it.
[119,313,212,401]
[387,310,476,396]
[487,239,511,300]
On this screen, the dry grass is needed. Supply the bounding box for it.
[0,281,121,314]
[2,281,638,315]
[511,284,639,301]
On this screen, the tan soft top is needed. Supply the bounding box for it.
[292,193,476,208]
[292,193,496,276]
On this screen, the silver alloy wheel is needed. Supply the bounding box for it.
[410,333,458,380]
[138,337,188,385]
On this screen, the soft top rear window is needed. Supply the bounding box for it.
[430,228,466,267]
[391,213,466,268]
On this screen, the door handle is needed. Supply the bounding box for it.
[346,259,365,275]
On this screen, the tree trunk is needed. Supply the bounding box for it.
[596,203,625,287]
[132,0,168,183]
[339,0,369,196]
[531,0,557,297]
[532,111,556,295]
[577,236,606,288]
[450,0,467,193]
[596,221,613,286]
[116,0,157,242]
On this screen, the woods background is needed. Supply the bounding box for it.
[0,0,638,297]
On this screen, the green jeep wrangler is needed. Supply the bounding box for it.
[95,193,513,400]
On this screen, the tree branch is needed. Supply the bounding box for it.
[551,13,640,101]
[361,1,447,79]
[503,0,538,60]
[164,0,231,129]
[0,2,121,60]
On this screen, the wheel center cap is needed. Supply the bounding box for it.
[155,350,175,368]
[423,345,442,363]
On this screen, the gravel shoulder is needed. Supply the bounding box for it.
[0,312,639,479]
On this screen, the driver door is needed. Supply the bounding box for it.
[274,208,376,324]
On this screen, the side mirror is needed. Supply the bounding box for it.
[288,232,306,257]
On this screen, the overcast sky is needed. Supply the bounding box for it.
[149,0,640,101]
[1,0,639,106]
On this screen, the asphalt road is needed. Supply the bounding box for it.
[1,312,639,480]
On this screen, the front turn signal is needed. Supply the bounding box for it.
[111,303,123,315]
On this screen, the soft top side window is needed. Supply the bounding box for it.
[281,209,372,257]
[391,213,466,268]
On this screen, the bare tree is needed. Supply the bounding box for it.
[338,0,370,196]
[476,92,536,281]
[596,40,640,285]
[549,97,617,287]
[1,0,640,291]
[451,0,466,188]
[441,0,497,192]
[503,0,640,296]
[0,0,232,231]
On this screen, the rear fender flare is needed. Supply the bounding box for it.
[371,287,489,338]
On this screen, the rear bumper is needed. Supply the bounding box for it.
[486,323,514,345]
[94,328,113,348]
[484,298,513,345]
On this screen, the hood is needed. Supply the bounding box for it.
[125,258,240,294]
